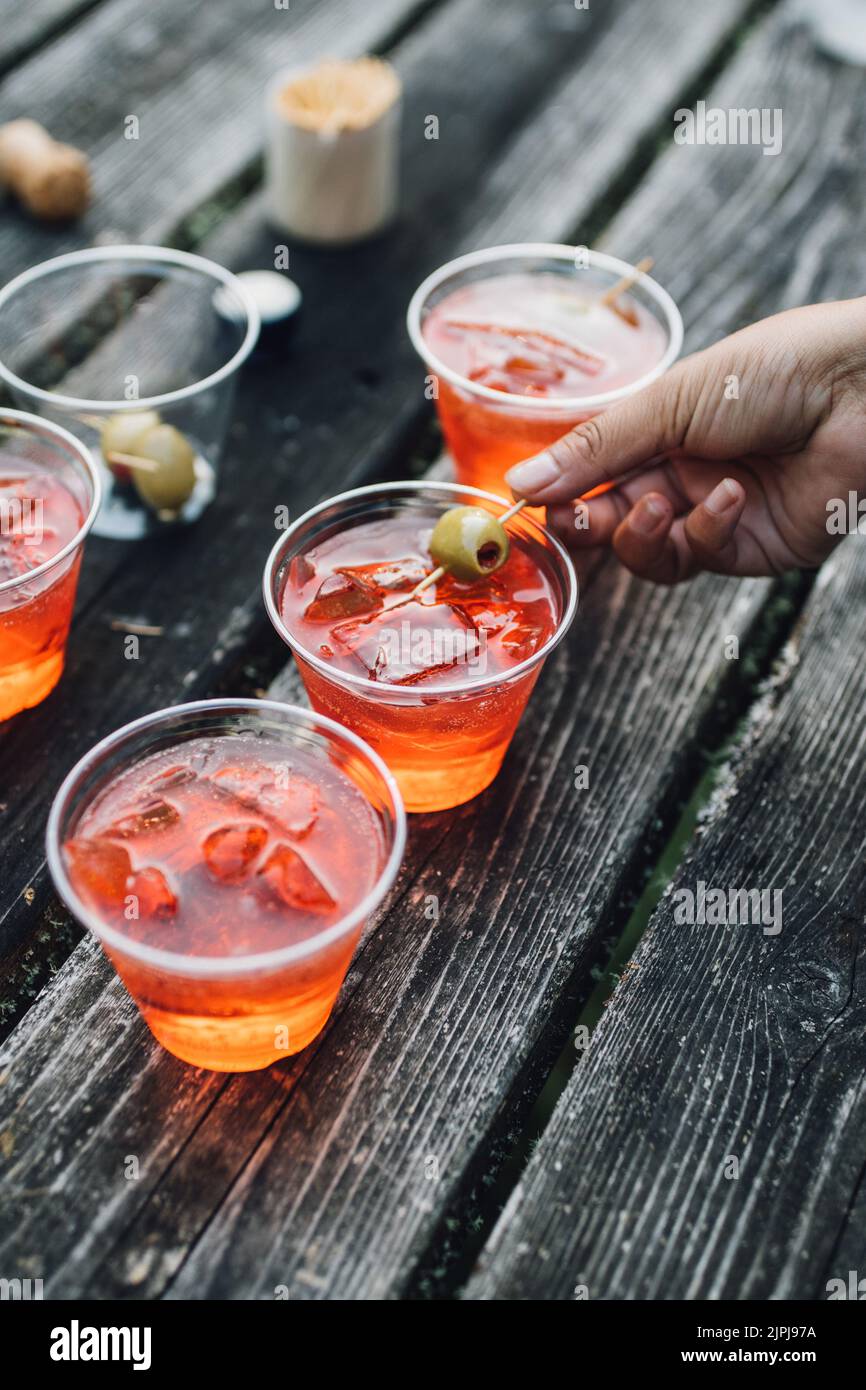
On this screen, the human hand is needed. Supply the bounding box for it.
[505,298,866,583]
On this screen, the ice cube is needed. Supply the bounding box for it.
[457,599,521,636]
[448,320,605,377]
[468,367,538,394]
[458,597,546,660]
[211,764,267,805]
[332,599,482,684]
[437,568,509,602]
[336,557,428,592]
[257,776,319,840]
[210,764,317,837]
[288,553,316,588]
[147,763,198,791]
[304,572,382,622]
[258,844,336,913]
[106,798,180,839]
[65,837,133,907]
[202,823,268,882]
[0,544,34,584]
[500,621,545,661]
[129,866,177,920]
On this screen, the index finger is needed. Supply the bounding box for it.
[504,356,698,504]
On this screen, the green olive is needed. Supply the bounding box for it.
[100,410,161,477]
[131,424,197,514]
[101,410,162,458]
[429,505,510,582]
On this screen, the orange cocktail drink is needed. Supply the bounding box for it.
[408,245,683,499]
[0,410,100,720]
[264,482,577,813]
[47,700,406,1071]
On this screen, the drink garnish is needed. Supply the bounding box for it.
[412,497,528,597]
[83,410,198,514]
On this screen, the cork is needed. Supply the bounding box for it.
[0,119,91,220]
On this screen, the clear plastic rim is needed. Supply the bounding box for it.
[406,242,684,413]
[45,698,408,977]
[0,245,261,412]
[0,407,102,594]
[263,479,579,697]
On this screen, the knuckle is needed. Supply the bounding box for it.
[549,417,604,475]
[659,366,693,452]
[573,415,606,462]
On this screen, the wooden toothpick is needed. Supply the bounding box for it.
[109,619,164,637]
[75,413,105,432]
[498,496,531,525]
[599,256,654,309]
[410,565,445,599]
[104,450,160,473]
[73,414,161,473]
[410,497,529,599]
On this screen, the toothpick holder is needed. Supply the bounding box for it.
[266,59,402,245]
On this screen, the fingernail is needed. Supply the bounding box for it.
[704,478,741,515]
[505,451,561,494]
[631,495,668,535]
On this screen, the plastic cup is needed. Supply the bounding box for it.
[264,481,577,813]
[0,246,259,540]
[0,408,100,720]
[46,700,406,1072]
[407,243,683,498]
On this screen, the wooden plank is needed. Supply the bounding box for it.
[0,0,783,1301]
[0,0,436,277]
[465,538,866,1300]
[154,0,864,1300]
[0,561,772,1298]
[0,0,757,1011]
[595,0,864,350]
[0,0,106,76]
[464,5,866,1300]
[0,0,596,1070]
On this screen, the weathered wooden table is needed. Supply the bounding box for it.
[1,0,864,1301]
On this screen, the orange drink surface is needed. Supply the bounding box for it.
[266,483,577,813]
[51,702,405,1072]
[0,459,86,719]
[408,247,682,500]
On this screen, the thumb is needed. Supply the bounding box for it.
[504,355,701,504]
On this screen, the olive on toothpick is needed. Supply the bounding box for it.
[100,410,161,463]
[91,411,197,515]
[130,424,197,514]
[429,505,510,581]
[413,497,528,598]
[97,409,161,484]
